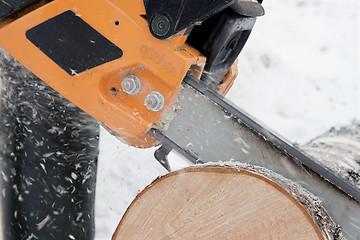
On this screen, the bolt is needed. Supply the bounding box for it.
[121,76,141,95]
[145,91,165,112]
[150,15,171,38]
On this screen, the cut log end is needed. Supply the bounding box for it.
[113,165,342,240]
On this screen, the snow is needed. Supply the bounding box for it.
[227,0,360,144]
[95,0,359,239]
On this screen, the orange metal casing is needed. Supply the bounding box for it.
[216,59,239,96]
[0,0,206,147]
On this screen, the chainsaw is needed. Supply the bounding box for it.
[0,0,359,239]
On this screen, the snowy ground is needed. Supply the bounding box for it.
[95,0,359,239]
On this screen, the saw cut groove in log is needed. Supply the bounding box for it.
[113,165,342,240]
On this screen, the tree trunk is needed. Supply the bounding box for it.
[113,165,343,240]
[301,122,360,189]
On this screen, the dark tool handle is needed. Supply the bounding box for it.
[0,50,99,240]
[0,0,43,23]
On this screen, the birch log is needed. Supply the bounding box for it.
[301,121,360,189]
[113,165,343,240]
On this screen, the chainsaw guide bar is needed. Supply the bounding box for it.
[152,75,360,239]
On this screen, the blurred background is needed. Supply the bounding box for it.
[95,0,360,239]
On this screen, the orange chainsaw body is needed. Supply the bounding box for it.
[0,0,237,147]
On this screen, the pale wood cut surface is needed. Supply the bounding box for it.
[113,166,327,240]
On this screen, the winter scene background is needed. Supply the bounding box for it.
[0,0,358,239]
[63,0,357,239]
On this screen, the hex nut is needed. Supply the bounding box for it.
[145,91,165,112]
[121,76,142,95]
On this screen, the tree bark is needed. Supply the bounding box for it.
[301,122,360,189]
